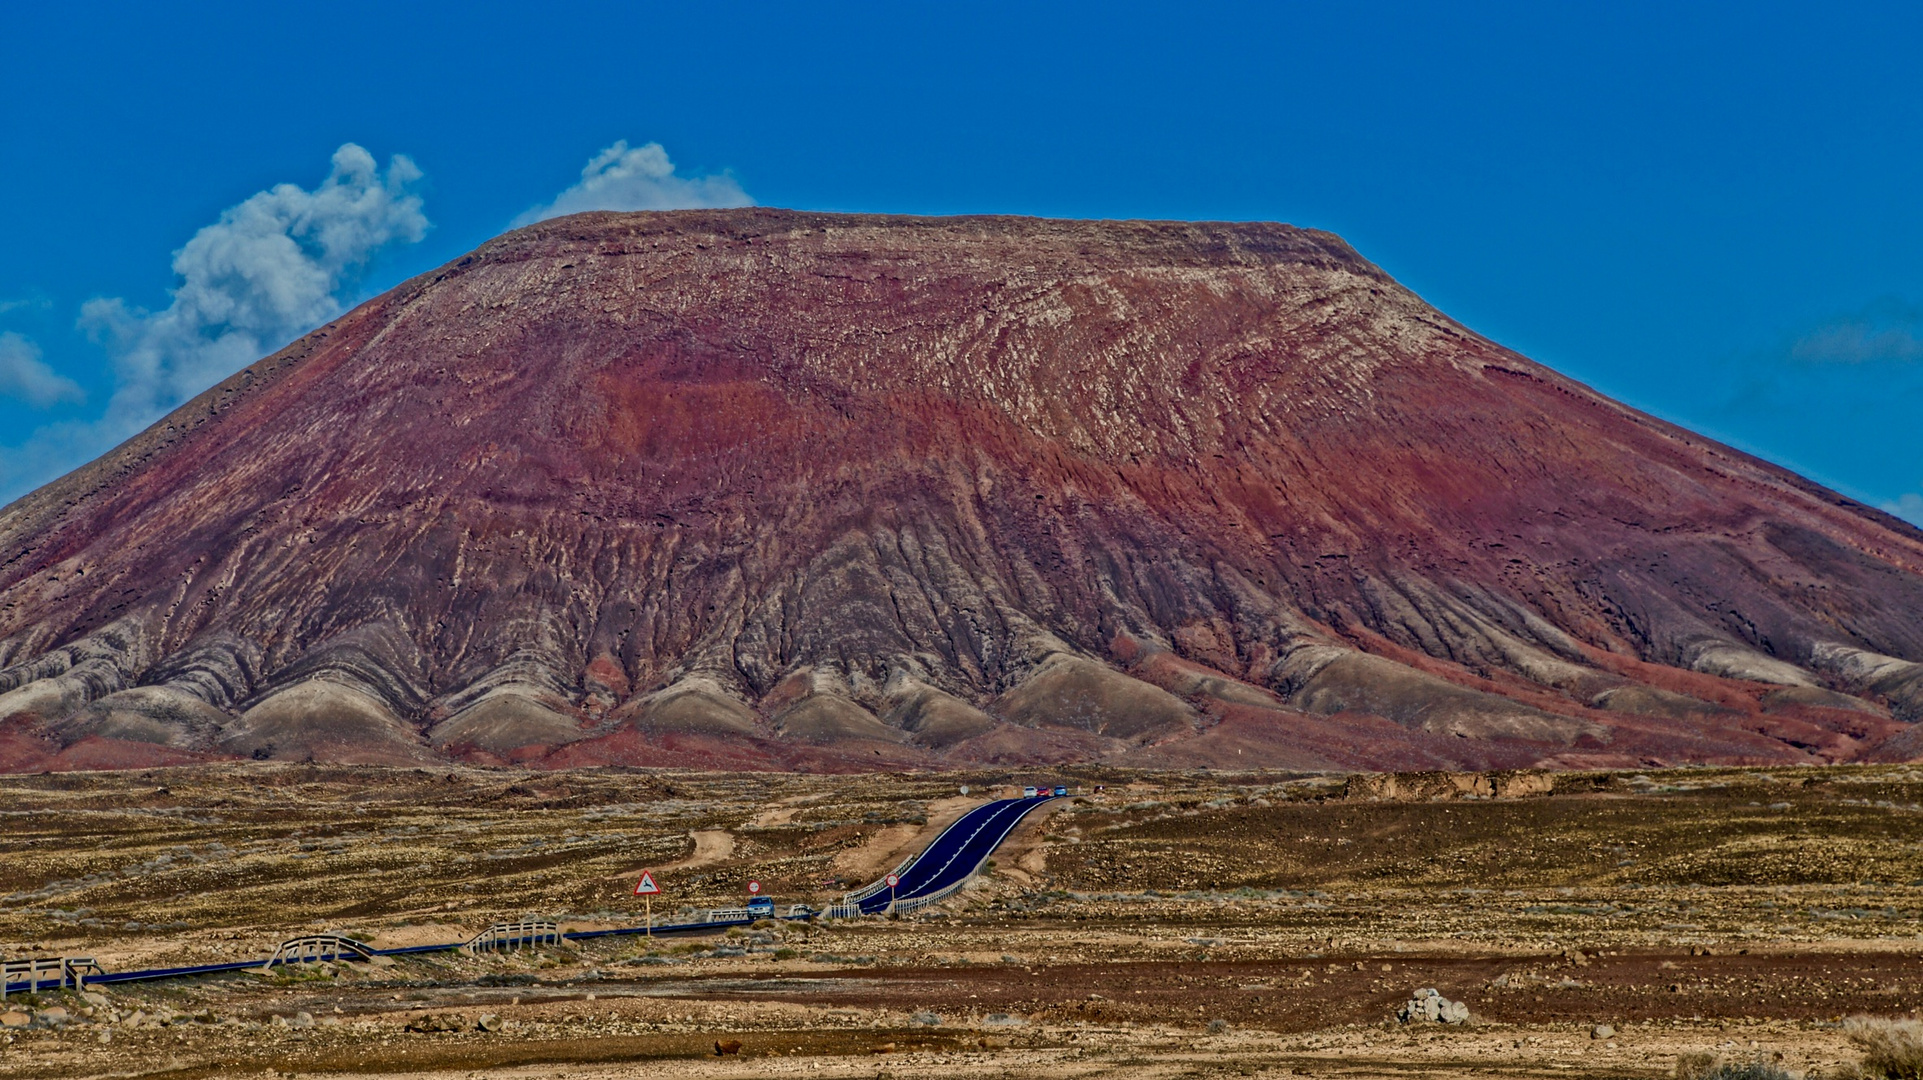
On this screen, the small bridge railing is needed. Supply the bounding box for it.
[2,956,104,996]
[463,920,561,953]
[260,935,376,969]
[692,904,809,924]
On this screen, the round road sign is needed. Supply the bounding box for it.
[885,873,900,888]
[747,880,762,895]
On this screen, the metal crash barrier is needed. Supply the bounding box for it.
[827,854,918,919]
[891,880,966,916]
[700,904,813,924]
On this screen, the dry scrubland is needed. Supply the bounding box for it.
[3,763,1923,1079]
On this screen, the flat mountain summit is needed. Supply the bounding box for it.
[5,208,1922,773]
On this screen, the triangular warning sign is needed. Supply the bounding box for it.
[633,871,660,895]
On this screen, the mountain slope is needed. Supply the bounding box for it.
[4,208,1921,773]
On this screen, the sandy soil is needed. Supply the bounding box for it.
[997,797,1071,884]
[117,1023,1854,1080]
[605,827,738,883]
[829,795,977,883]
[671,830,738,871]
[359,923,473,949]
[3,763,1921,1078]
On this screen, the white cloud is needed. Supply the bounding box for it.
[0,332,84,408]
[0,144,427,504]
[514,140,752,226]
[80,143,427,427]
[0,294,53,316]
[1884,493,1923,528]
[1790,298,1923,363]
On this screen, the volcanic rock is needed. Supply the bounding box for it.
[1398,988,1469,1025]
[2,208,1922,772]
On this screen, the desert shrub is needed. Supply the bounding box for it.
[268,965,333,986]
[1708,1064,1793,1080]
[1847,1017,1923,1080]
[1676,1054,1793,1080]
[1676,1052,1716,1080]
[1676,1051,1721,1079]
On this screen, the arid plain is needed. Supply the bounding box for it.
[4,764,1922,1079]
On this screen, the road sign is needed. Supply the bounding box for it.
[747,880,762,895]
[885,874,900,888]
[633,871,662,937]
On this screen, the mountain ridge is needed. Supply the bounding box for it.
[3,207,1921,773]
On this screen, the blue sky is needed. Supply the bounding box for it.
[2,1,1919,520]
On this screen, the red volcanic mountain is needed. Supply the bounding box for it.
[4,209,1923,774]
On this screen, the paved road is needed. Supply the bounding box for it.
[7,795,1062,993]
[854,794,1058,914]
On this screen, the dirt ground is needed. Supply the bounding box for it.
[2,763,1920,1078]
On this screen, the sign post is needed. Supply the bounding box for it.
[634,871,660,936]
[886,872,900,911]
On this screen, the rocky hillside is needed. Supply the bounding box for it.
[3,209,1921,772]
